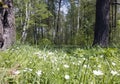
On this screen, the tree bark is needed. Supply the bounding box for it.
[54,0,62,44]
[0,0,16,49]
[93,0,110,47]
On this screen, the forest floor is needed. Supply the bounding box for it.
[0,44,120,84]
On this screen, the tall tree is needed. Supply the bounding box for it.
[93,0,110,47]
[54,0,62,44]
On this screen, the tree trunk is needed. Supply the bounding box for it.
[20,2,30,43]
[93,0,110,47]
[54,0,62,44]
[0,0,16,49]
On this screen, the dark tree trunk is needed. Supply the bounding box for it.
[33,20,37,45]
[93,0,110,47]
[54,0,62,44]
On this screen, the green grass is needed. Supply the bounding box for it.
[0,44,120,84]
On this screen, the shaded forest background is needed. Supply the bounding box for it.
[14,0,120,47]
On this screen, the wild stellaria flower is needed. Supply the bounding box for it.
[83,58,86,60]
[78,61,82,64]
[100,55,104,58]
[16,47,20,50]
[78,61,82,65]
[65,75,70,80]
[84,64,87,68]
[29,61,32,64]
[64,64,69,68]
[93,70,104,76]
[111,70,118,76]
[23,68,33,72]
[36,70,42,76]
[28,68,32,71]
[112,62,116,66]
[72,62,75,65]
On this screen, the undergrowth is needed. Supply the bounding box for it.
[0,44,120,84]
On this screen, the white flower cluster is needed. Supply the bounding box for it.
[63,64,69,68]
[36,70,42,76]
[65,75,70,80]
[111,70,119,76]
[112,62,116,66]
[93,70,104,76]
[34,51,47,60]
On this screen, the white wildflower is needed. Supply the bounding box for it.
[83,64,89,68]
[77,63,80,65]
[23,69,27,72]
[29,68,32,71]
[64,54,67,57]
[23,68,33,72]
[111,70,118,76]
[83,58,86,60]
[12,70,20,75]
[100,55,104,58]
[48,52,54,55]
[29,61,32,64]
[72,62,75,65]
[36,70,42,76]
[65,75,70,80]
[16,47,20,50]
[78,61,82,65]
[112,62,116,66]
[90,82,94,84]
[93,70,104,76]
[83,65,87,68]
[64,64,69,68]
[78,61,82,64]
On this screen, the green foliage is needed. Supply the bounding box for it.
[39,38,53,47]
[65,0,95,45]
[14,0,52,42]
[0,45,120,83]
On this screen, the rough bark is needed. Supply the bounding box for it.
[93,0,110,47]
[0,0,15,49]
